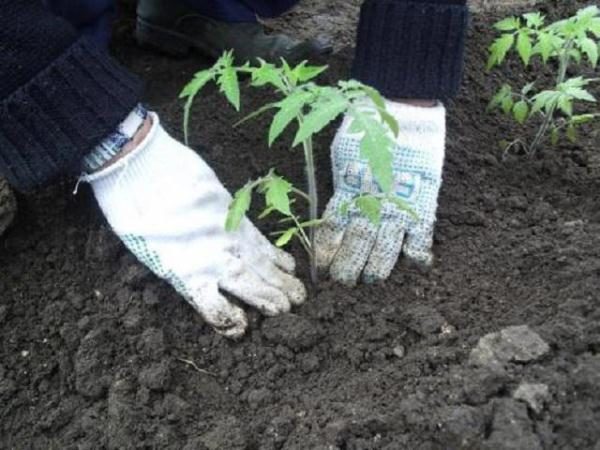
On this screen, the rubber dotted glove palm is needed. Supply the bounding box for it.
[316,101,446,285]
[85,114,306,338]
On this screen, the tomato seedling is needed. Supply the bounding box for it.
[181,52,408,283]
[487,6,600,156]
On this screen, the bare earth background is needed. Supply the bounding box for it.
[2,1,600,449]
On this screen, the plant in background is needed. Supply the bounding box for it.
[180,51,409,283]
[487,6,600,156]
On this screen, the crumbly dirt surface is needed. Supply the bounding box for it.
[2,1,600,449]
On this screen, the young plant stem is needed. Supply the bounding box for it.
[302,136,319,284]
[529,40,573,155]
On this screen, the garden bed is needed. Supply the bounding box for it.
[1,1,599,448]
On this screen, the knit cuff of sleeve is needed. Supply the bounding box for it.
[351,0,469,101]
[0,36,143,192]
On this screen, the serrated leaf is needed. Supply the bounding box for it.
[348,109,395,193]
[517,31,533,65]
[579,37,599,67]
[564,87,596,102]
[225,185,252,231]
[292,61,328,82]
[264,176,293,216]
[217,65,240,111]
[292,95,348,146]
[268,90,313,146]
[250,59,287,91]
[523,12,544,28]
[533,32,555,62]
[355,196,382,225]
[558,95,573,116]
[488,34,516,69]
[494,17,520,31]
[513,100,529,123]
[181,70,215,145]
[275,228,297,247]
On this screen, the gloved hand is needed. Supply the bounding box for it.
[85,113,306,338]
[316,100,446,285]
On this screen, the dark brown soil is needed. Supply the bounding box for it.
[2,2,600,449]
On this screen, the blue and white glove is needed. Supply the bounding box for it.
[315,100,446,285]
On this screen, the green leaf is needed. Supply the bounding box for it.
[564,87,596,102]
[558,95,573,116]
[355,196,383,225]
[494,17,520,31]
[579,37,599,67]
[569,48,582,64]
[571,113,596,125]
[225,185,252,232]
[275,228,297,247]
[513,100,529,124]
[292,61,328,82]
[360,84,386,109]
[388,196,418,220]
[264,176,293,216]
[488,34,516,69]
[501,95,514,115]
[250,59,287,91]
[347,110,395,193]
[551,127,560,146]
[517,31,533,65]
[488,84,512,111]
[292,95,348,146]
[376,107,400,138]
[566,124,578,142]
[180,70,215,145]
[588,17,600,37]
[217,64,240,111]
[523,12,544,28]
[533,32,555,62]
[268,90,313,146]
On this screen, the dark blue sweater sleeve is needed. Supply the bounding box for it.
[352,0,469,100]
[0,0,142,191]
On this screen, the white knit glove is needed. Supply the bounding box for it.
[85,114,306,338]
[316,101,446,285]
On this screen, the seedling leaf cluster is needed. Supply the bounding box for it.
[180,52,405,283]
[487,6,600,155]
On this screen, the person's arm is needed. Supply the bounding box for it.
[0,0,142,191]
[352,0,468,101]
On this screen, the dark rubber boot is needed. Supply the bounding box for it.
[135,0,332,63]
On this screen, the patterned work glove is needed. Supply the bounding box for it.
[316,101,446,285]
[84,113,306,338]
